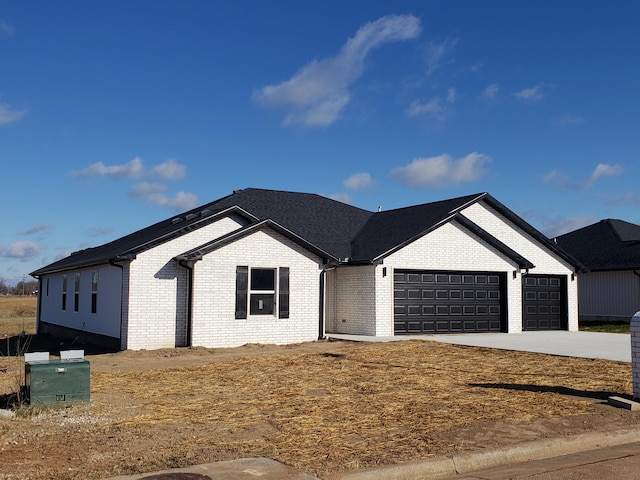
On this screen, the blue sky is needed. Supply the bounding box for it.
[1,1,639,285]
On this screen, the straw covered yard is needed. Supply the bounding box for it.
[0,339,638,479]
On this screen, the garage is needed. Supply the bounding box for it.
[522,275,567,330]
[394,270,506,334]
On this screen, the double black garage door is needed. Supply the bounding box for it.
[394,270,567,334]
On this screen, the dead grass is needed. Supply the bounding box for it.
[0,296,37,337]
[0,338,635,479]
[87,341,633,476]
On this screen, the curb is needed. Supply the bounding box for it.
[326,427,640,480]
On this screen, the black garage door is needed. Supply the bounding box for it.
[394,270,506,334]
[522,275,567,330]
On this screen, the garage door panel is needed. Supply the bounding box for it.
[522,275,567,331]
[395,269,505,334]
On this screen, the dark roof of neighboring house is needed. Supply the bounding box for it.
[555,219,640,271]
[31,188,582,276]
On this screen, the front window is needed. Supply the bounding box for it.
[91,271,98,314]
[62,275,67,311]
[249,268,276,315]
[235,266,289,319]
[74,272,80,312]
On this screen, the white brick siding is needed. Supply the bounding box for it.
[332,265,377,335]
[329,200,579,337]
[125,215,247,350]
[191,228,324,348]
[462,202,578,331]
[384,221,522,333]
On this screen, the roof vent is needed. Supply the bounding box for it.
[171,217,184,224]
[185,213,197,220]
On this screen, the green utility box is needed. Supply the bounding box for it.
[25,359,90,404]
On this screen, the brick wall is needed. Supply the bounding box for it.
[463,202,579,331]
[332,265,377,335]
[384,221,521,332]
[190,228,324,348]
[125,215,247,350]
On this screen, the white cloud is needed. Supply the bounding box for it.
[253,14,421,127]
[152,158,186,180]
[514,84,546,102]
[541,169,567,188]
[344,172,375,191]
[390,152,492,188]
[538,215,597,238]
[0,241,40,260]
[407,87,456,122]
[0,103,27,126]
[480,83,500,101]
[583,163,623,189]
[17,223,52,236]
[73,157,196,211]
[607,191,640,207]
[73,156,145,179]
[129,182,198,211]
[425,38,458,75]
[543,163,623,190]
[72,157,188,181]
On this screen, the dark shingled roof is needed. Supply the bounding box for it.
[350,194,480,261]
[555,219,640,271]
[31,188,582,276]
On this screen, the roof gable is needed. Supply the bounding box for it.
[349,193,482,261]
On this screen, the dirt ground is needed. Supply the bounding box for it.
[0,337,638,480]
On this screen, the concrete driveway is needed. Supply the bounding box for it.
[327,331,632,362]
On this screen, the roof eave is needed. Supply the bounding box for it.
[481,194,587,272]
[176,219,339,264]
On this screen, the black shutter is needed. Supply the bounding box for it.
[279,267,290,319]
[235,266,248,319]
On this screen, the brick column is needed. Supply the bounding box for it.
[632,312,640,400]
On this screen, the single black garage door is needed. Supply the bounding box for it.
[522,275,567,330]
[394,270,506,334]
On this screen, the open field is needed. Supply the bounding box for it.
[0,336,638,480]
[0,296,37,337]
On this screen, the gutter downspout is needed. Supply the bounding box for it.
[109,259,125,350]
[178,259,196,347]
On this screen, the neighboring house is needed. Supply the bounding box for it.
[555,219,640,323]
[31,189,583,351]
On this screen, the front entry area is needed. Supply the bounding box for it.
[394,270,507,334]
[522,274,568,330]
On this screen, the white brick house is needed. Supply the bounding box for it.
[31,189,584,351]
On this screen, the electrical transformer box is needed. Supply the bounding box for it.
[25,358,90,404]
